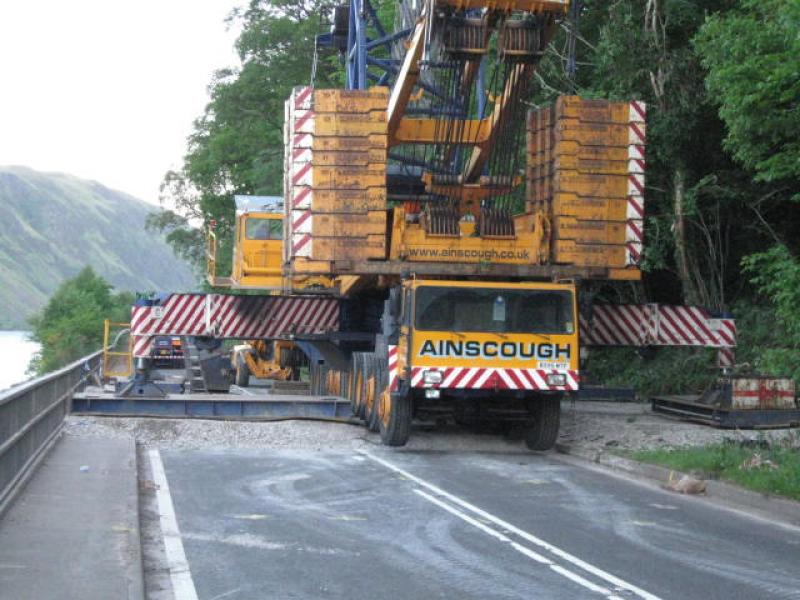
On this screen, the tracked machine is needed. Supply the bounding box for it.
[132,0,737,449]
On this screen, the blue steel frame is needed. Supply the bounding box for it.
[315,1,489,174]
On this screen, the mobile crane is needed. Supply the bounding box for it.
[133,0,736,449]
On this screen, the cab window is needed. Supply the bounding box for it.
[245,218,282,240]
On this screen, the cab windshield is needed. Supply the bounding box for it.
[245,217,282,240]
[415,286,574,334]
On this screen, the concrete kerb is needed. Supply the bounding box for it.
[128,437,146,600]
[555,442,800,529]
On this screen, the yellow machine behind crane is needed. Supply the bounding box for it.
[207,195,331,387]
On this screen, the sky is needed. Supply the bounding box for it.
[0,1,241,205]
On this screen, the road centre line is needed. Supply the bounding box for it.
[414,489,624,599]
[363,451,662,600]
[149,449,199,600]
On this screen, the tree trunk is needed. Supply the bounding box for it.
[673,169,698,305]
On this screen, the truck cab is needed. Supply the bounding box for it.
[207,195,333,292]
[382,279,579,450]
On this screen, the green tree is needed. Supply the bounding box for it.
[695,0,800,381]
[149,0,342,276]
[696,0,800,191]
[28,267,133,375]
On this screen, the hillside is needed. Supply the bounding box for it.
[0,166,197,329]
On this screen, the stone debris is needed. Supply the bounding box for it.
[663,472,707,495]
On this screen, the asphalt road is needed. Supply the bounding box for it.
[155,447,800,600]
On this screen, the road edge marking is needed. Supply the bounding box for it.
[149,449,199,600]
[363,451,662,600]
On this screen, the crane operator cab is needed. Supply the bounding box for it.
[207,195,334,293]
[230,195,284,289]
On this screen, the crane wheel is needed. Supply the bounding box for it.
[364,355,384,432]
[234,354,249,388]
[378,389,411,447]
[523,397,561,451]
[348,353,366,418]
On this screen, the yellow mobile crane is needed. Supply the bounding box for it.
[202,0,588,449]
[187,0,731,448]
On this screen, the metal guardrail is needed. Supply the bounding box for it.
[0,349,103,517]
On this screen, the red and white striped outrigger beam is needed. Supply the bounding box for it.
[580,304,736,367]
[131,294,339,358]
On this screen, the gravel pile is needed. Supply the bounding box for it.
[559,401,800,454]
[64,401,800,453]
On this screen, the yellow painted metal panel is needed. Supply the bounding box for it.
[312,235,387,261]
[554,96,632,123]
[550,121,630,147]
[528,141,631,161]
[307,211,387,237]
[543,171,629,198]
[305,188,387,213]
[553,240,628,267]
[290,257,334,274]
[547,195,630,221]
[312,135,388,150]
[311,167,386,189]
[313,88,389,113]
[527,155,629,175]
[553,217,627,244]
[313,112,388,136]
[607,268,642,281]
[392,117,492,145]
[306,149,387,166]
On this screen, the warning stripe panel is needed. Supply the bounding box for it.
[131,294,339,357]
[409,367,579,391]
[581,304,737,349]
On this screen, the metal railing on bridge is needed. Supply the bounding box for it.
[0,350,103,517]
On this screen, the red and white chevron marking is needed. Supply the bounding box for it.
[388,345,399,392]
[410,367,579,392]
[133,335,153,359]
[286,86,316,258]
[293,86,313,110]
[581,304,736,349]
[717,347,735,368]
[627,101,646,265]
[291,186,313,210]
[131,294,208,337]
[131,295,339,357]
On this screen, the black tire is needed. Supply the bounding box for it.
[379,389,412,447]
[364,355,383,432]
[524,397,561,451]
[348,353,364,417]
[234,354,249,387]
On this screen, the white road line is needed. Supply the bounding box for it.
[415,490,622,599]
[364,451,662,600]
[149,449,199,600]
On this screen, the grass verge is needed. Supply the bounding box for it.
[630,438,800,502]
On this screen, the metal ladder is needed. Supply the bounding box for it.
[183,338,206,393]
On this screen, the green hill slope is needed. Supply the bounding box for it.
[0,166,197,329]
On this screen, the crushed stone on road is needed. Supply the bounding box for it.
[64,401,800,453]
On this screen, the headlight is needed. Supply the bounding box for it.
[423,370,443,385]
[546,373,567,387]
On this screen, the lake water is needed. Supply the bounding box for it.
[0,331,40,392]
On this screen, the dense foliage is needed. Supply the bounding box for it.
[154,0,799,391]
[28,267,133,375]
